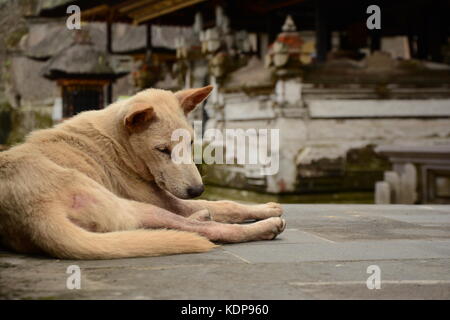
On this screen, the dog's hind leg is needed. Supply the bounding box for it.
[22,171,215,259]
[61,175,285,244]
[57,175,285,244]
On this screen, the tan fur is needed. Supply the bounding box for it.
[0,86,285,260]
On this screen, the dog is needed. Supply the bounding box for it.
[0,85,285,259]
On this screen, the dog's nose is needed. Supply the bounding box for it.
[187,184,204,198]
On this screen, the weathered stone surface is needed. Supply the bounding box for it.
[1,204,450,300]
[0,103,52,144]
[203,109,450,195]
[306,119,450,141]
[224,56,273,91]
[223,93,275,120]
[275,78,302,105]
[308,99,450,118]
[9,56,57,106]
[365,51,397,72]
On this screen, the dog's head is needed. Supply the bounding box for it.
[121,85,213,199]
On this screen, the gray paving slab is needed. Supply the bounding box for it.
[1,205,450,299]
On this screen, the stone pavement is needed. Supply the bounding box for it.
[1,204,450,299]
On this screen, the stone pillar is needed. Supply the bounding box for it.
[275,78,302,105]
[398,163,418,204]
[375,181,391,204]
[106,19,113,104]
[384,171,400,203]
[315,0,331,63]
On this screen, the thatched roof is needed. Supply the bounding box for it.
[23,22,106,60]
[112,24,193,53]
[39,0,74,10]
[10,55,57,103]
[23,22,192,59]
[41,30,125,79]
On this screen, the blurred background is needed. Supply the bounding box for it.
[0,0,449,204]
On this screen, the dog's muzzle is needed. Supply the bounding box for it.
[186,184,204,198]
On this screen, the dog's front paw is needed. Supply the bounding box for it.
[251,217,286,240]
[252,202,283,219]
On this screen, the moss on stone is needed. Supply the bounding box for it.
[0,101,13,144]
[201,164,251,190]
[200,185,373,204]
[345,144,390,171]
[5,26,27,49]
[201,144,389,200]
[0,103,53,146]
[33,107,53,128]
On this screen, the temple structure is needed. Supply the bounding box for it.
[42,30,127,119]
[3,0,450,203]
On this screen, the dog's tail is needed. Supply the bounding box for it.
[31,214,217,259]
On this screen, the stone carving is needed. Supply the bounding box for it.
[199,6,254,81]
[173,12,204,88]
[265,15,304,78]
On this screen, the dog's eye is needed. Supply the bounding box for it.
[156,146,171,156]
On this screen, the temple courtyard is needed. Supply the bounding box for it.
[1,204,449,300]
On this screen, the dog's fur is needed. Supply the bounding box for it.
[0,86,285,259]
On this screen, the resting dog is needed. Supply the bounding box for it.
[0,86,285,259]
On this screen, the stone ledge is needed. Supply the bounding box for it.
[308,99,450,118]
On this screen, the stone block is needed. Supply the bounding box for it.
[275,78,302,105]
[375,181,391,204]
[384,171,400,203]
[223,93,275,120]
[399,163,418,204]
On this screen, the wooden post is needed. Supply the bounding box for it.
[370,30,381,52]
[106,14,113,105]
[426,6,443,62]
[146,23,152,55]
[315,0,330,63]
[106,18,112,54]
[416,7,427,60]
[406,10,416,59]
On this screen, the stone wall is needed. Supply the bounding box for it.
[0,0,138,145]
[200,72,450,202]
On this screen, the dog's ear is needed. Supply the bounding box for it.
[175,85,213,115]
[124,103,156,133]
